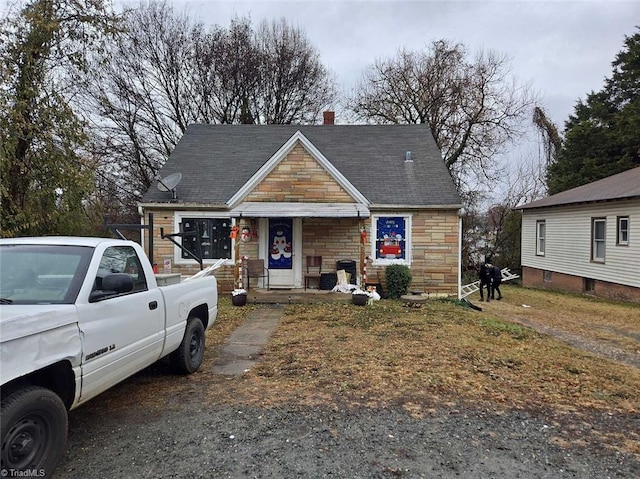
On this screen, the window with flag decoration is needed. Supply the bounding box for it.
[374,216,409,262]
[181,218,231,260]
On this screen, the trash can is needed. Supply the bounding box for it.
[320,273,337,290]
[336,260,357,285]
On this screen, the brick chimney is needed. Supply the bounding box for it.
[323,111,335,125]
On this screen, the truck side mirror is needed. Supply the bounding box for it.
[89,273,134,302]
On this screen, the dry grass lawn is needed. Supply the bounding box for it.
[483,286,640,356]
[210,285,638,410]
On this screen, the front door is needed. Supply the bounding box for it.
[265,218,299,288]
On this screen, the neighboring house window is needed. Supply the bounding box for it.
[536,220,545,256]
[617,216,629,246]
[584,278,596,294]
[543,270,552,282]
[591,217,606,262]
[181,218,232,260]
[373,215,411,263]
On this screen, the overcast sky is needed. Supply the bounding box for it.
[173,0,638,126]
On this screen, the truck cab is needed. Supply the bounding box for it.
[0,236,218,477]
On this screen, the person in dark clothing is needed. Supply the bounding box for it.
[490,264,503,300]
[478,262,492,302]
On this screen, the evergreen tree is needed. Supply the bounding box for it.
[547,28,640,194]
[0,0,119,237]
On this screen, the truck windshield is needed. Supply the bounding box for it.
[0,245,94,304]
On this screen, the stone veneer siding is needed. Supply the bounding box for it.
[298,211,459,295]
[245,144,354,203]
[143,209,459,296]
[523,266,640,303]
[408,210,459,293]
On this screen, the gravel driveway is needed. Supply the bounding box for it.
[56,397,636,479]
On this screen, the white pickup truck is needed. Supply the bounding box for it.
[0,236,218,477]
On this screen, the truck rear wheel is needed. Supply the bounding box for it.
[1,386,68,477]
[170,316,205,374]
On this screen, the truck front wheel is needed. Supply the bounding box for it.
[1,386,68,477]
[170,316,206,374]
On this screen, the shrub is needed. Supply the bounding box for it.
[385,264,412,299]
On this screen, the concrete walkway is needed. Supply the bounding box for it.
[211,306,284,375]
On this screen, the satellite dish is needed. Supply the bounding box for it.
[157,172,182,191]
[157,172,182,200]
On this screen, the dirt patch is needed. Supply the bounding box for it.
[480,287,640,369]
[503,314,640,368]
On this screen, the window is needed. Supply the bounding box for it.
[584,277,595,294]
[373,215,411,263]
[181,218,231,260]
[591,217,606,262]
[543,270,552,282]
[536,220,545,256]
[96,246,148,294]
[0,244,92,304]
[617,216,629,246]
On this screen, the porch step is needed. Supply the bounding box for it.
[247,289,352,304]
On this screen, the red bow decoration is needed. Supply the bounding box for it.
[360,227,368,244]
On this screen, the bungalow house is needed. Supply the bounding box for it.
[520,166,640,303]
[139,115,463,295]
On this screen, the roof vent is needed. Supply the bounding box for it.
[405,151,413,162]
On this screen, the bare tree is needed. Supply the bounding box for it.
[252,18,336,124]
[85,1,198,195]
[465,151,546,277]
[188,17,262,125]
[347,40,538,191]
[84,2,336,220]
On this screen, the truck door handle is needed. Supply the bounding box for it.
[149,301,158,310]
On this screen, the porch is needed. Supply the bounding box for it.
[232,216,368,291]
[230,288,452,306]
[236,288,354,305]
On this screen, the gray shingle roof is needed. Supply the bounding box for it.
[140,124,461,208]
[520,166,640,210]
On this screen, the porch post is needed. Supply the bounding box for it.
[231,224,240,288]
[360,223,368,285]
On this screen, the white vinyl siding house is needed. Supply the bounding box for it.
[521,166,640,302]
[521,200,640,290]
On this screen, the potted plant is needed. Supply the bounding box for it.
[352,289,371,306]
[231,288,247,306]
